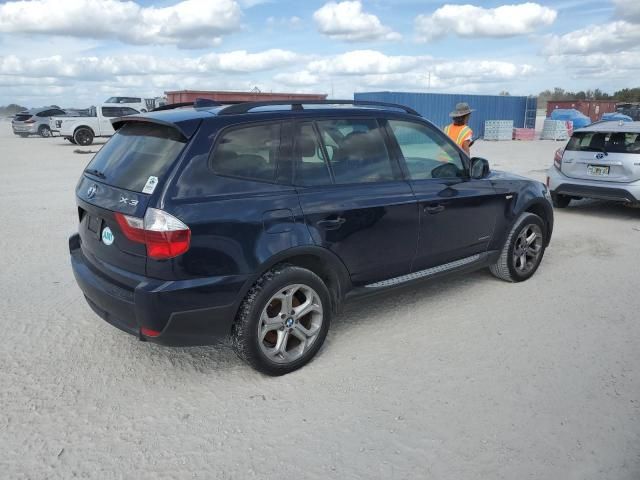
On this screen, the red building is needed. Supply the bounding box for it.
[546,100,618,122]
[165,90,327,105]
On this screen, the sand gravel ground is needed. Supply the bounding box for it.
[1,124,639,479]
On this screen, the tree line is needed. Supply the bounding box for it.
[537,87,640,108]
[0,104,28,116]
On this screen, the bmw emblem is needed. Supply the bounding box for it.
[87,184,97,198]
[595,152,605,160]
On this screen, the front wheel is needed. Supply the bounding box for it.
[490,212,547,282]
[232,265,331,376]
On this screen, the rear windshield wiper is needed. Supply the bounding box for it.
[84,168,106,179]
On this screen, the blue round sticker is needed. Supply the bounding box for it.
[101,227,114,246]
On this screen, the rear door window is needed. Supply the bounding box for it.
[119,107,140,116]
[211,123,281,183]
[85,123,186,192]
[101,107,121,118]
[293,122,332,186]
[567,131,640,154]
[315,119,398,184]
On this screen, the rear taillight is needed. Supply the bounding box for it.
[553,148,564,170]
[115,208,190,260]
[24,118,36,124]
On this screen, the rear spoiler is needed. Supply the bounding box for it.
[111,116,199,140]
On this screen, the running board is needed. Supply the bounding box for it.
[364,254,482,289]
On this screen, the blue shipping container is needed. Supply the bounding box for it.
[354,91,537,139]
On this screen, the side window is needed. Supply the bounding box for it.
[293,122,332,186]
[120,107,139,116]
[211,123,281,183]
[388,120,465,180]
[316,119,397,184]
[101,107,121,118]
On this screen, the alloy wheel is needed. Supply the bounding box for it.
[258,284,323,364]
[512,224,543,275]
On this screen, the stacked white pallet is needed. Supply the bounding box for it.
[484,120,513,141]
[540,119,569,140]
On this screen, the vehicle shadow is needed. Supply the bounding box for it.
[330,269,489,337]
[561,199,640,220]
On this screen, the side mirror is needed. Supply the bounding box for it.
[470,157,490,179]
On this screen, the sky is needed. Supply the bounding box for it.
[0,0,638,108]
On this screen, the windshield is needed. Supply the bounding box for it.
[566,131,640,154]
[85,122,186,192]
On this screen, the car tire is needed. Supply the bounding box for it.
[489,212,547,283]
[551,193,571,208]
[38,125,52,137]
[73,127,94,146]
[232,265,331,376]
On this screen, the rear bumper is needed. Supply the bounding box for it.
[69,233,250,346]
[547,167,640,203]
[12,124,38,134]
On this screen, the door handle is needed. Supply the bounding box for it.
[424,204,445,214]
[316,217,346,230]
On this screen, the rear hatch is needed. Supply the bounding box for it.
[13,113,32,123]
[12,113,34,129]
[561,130,640,183]
[77,122,188,278]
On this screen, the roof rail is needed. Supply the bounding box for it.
[218,99,420,116]
[151,98,223,112]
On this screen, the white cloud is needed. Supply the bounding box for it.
[415,2,557,42]
[0,49,299,79]
[313,1,401,42]
[0,0,242,49]
[612,0,640,22]
[274,70,319,86]
[543,21,640,55]
[546,49,640,80]
[308,50,425,75]
[204,50,300,73]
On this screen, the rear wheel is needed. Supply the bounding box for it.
[38,125,52,137]
[232,265,331,376]
[490,212,546,283]
[551,192,571,208]
[73,127,94,146]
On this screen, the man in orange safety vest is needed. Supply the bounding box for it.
[444,102,474,155]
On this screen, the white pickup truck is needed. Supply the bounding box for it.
[50,105,140,145]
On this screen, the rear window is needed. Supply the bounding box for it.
[85,123,186,192]
[14,114,32,121]
[567,131,640,154]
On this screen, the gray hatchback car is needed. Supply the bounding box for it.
[12,107,66,138]
[547,121,640,208]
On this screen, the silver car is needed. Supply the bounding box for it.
[547,121,640,208]
[12,107,66,138]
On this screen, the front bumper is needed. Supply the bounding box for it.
[69,233,250,346]
[547,167,640,204]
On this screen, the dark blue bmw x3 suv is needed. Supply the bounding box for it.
[70,99,553,375]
